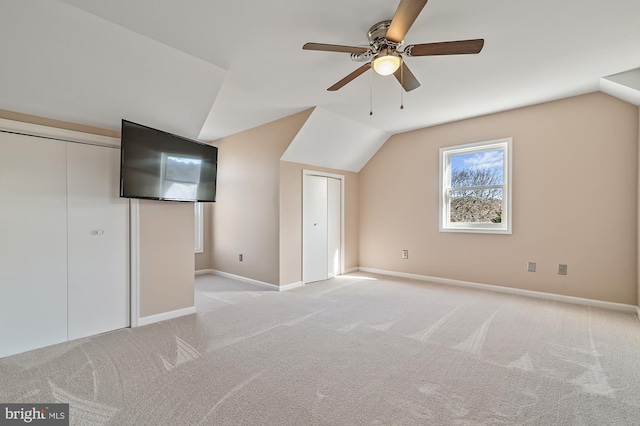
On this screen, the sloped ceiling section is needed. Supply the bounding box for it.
[197,72,309,142]
[599,68,640,106]
[54,0,640,143]
[1,0,639,169]
[281,107,390,173]
[0,1,226,139]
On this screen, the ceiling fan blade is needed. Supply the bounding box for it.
[303,42,370,54]
[393,62,421,92]
[405,39,485,56]
[386,0,429,43]
[327,64,371,91]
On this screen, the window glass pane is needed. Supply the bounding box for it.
[449,188,503,223]
[450,149,504,187]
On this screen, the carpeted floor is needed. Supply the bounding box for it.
[1,272,640,425]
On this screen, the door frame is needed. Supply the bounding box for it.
[302,169,345,284]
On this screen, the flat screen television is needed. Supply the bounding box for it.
[120,120,217,202]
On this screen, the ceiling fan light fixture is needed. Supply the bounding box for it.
[373,53,400,76]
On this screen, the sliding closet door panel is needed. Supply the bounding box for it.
[327,178,341,279]
[303,175,328,283]
[67,143,130,340]
[0,132,68,358]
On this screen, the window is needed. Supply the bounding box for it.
[194,202,204,253]
[439,138,512,234]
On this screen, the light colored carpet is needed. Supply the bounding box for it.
[1,272,639,425]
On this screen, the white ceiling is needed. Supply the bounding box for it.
[1,0,639,170]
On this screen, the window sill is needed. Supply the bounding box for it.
[440,226,512,235]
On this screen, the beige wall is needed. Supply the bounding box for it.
[195,202,213,271]
[279,162,359,285]
[6,97,639,310]
[359,92,639,304]
[211,110,312,285]
[139,200,195,317]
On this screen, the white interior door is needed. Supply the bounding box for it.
[303,175,328,283]
[0,132,68,358]
[67,143,130,340]
[303,173,342,284]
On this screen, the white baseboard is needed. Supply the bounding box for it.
[636,306,640,321]
[358,267,638,313]
[201,269,302,292]
[279,281,304,291]
[343,267,359,274]
[208,269,279,290]
[137,306,197,327]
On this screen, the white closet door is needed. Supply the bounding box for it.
[67,143,130,340]
[303,175,328,283]
[303,174,342,284]
[327,177,341,278]
[0,132,68,358]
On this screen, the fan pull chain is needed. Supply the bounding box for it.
[400,57,404,110]
[369,65,373,116]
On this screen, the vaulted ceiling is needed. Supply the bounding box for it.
[1,1,639,171]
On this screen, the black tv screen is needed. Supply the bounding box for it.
[120,120,217,202]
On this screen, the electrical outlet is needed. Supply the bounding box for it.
[527,262,536,272]
[558,264,567,275]
[239,254,243,262]
[401,250,409,259]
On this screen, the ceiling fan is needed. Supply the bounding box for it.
[303,0,484,92]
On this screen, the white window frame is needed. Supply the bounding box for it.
[194,202,204,253]
[439,138,512,234]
